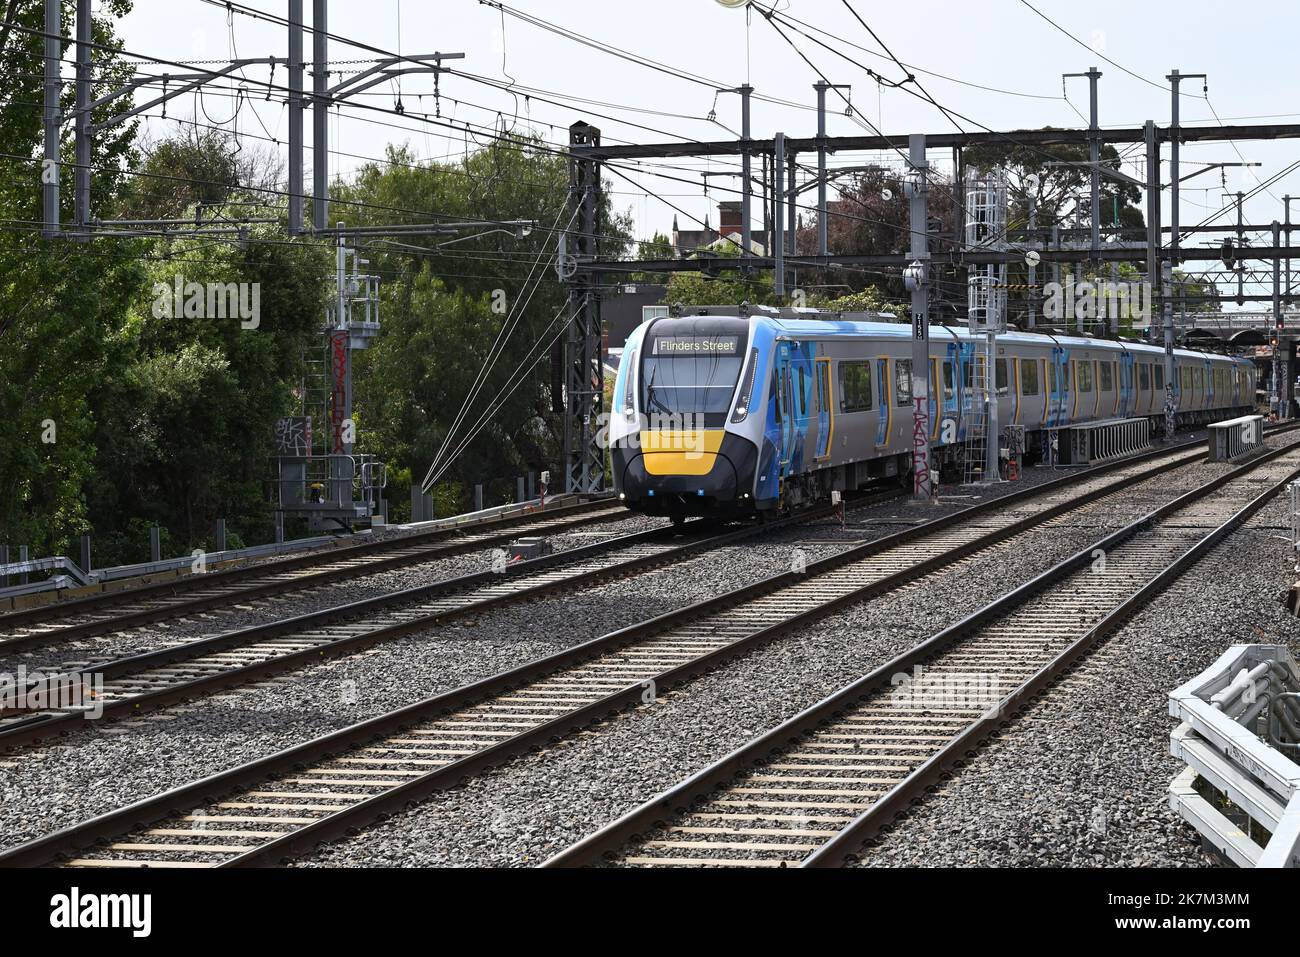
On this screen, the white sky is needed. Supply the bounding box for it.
[113,0,1300,305]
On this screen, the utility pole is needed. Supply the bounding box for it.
[1027,188,1038,329]
[73,0,92,232]
[312,0,329,229]
[1219,190,1247,306]
[1145,120,1174,440]
[1285,195,1293,302]
[739,84,753,259]
[774,133,786,298]
[814,81,850,257]
[564,122,606,493]
[787,144,798,261]
[41,0,60,237]
[1065,67,1103,260]
[1166,70,1206,268]
[1274,220,1286,419]
[288,0,305,235]
[906,134,934,502]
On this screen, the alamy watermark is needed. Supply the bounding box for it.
[1043,274,1151,324]
[890,664,1001,713]
[0,666,103,719]
[152,274,260,329]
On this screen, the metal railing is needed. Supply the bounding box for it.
[1168,644,1300,868]
[1209,415,1266,462]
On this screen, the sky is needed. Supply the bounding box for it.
[110,0,1300,307]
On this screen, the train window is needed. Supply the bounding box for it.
[798,368,808,416]
[1099,362,1113,392]
[1076,361,1094,393]
[839,361,873,413]
[995,359,1009,396]
[895,359,913,407]
[1138,364,1151,391]
[1154,365,1164,390]
[1048,361,1058,395]
[942,361,955,401]
[1020,359,1039,396]
[774,370,784,424]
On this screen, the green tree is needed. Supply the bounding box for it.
[0,0,143,557]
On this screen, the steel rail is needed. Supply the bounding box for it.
[0,493,897,749]
[0,433,1256,868]
[0,498,622,650]
[541,442,1300,868]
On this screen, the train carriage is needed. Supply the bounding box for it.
[609,306,1257,521]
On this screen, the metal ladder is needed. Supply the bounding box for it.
[962,356,989,484]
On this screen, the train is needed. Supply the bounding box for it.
[608,305,1258,521]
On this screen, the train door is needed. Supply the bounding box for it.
[1006,358,1020,425]
[776,343,794,474]
[791,352,812,471]
[928,357,941,441]
[939,346,961,442]
[875,357,891,448]
[1039,358,1050,426]
[1049,347,1068,427]
[815,358,833,461]
[1204,358,1214,409]
[1117,355,1127,418]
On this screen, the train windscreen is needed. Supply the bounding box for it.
[642,333,743,428]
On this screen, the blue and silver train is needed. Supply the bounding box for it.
[608,306,1257,521]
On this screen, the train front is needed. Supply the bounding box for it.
[609,315,769,520]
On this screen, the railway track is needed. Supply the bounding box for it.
[0,434,1274,867]
[0,491,904,750]
[543,443,1300,868]
[0,498,623,652]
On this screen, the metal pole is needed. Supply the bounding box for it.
[1087,67,1102,260]
[740,84,753,259]
[787,149,797,255]
[1285,195,1293,302]
[1237,191,1246,305]
[149,526,161,564]
[79,533,91,574]
[42,0,61,237]
[74,0,92,231]
[1168,72,1205,268]
[907,134,934,502]
[1027,191,1037,329]
[774,133,785,298]
[288,0,305,235]
[1146,120,1174,441]
[1169,70,1180,267]
[1275,220,1285,419]
[312,0,329,230]
[816,81,829,257]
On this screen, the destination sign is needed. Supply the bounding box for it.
[652,335,741,356]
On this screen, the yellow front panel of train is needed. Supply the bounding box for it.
[640,430,726,476]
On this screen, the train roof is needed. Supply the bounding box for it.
[739,314,1249,364]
